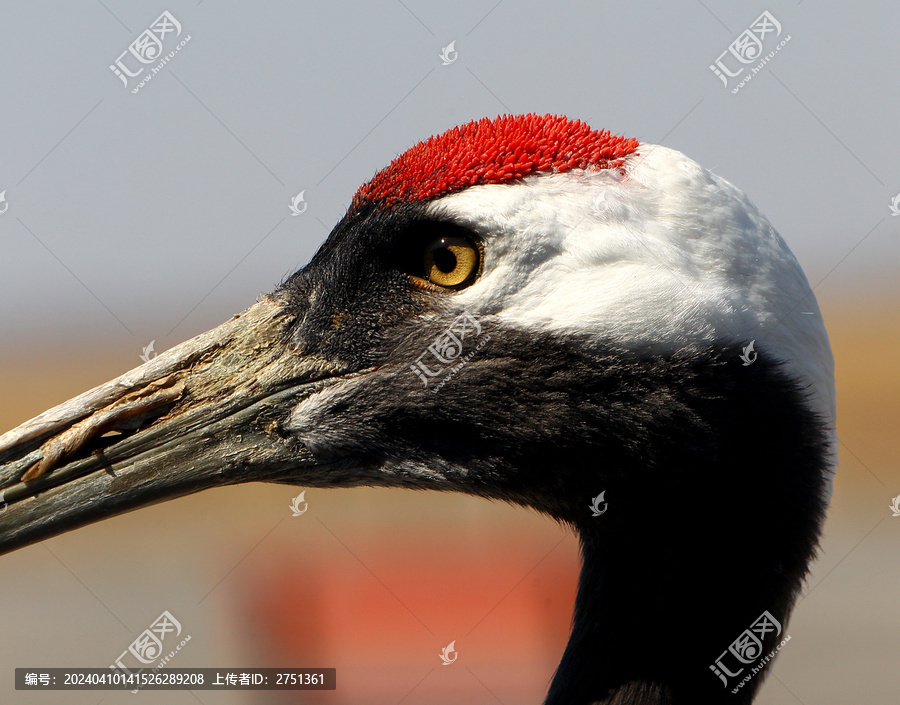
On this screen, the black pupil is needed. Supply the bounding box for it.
[432,245,457,273]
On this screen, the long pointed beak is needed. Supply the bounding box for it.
[0,296,345,555]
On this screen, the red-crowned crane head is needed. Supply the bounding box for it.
[0,115,835,705]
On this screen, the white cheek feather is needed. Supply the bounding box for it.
[426,144,836,486]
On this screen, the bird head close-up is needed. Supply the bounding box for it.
[0,114,835,704]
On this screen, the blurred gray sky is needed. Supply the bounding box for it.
[1,1,897,353]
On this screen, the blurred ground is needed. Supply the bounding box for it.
[0,294,897,704]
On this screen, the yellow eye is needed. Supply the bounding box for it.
[421,235,480,288]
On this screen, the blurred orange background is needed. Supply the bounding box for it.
[0,289,897,704]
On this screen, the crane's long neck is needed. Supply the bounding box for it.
[547,528,797,705]
[538,349,831,705]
